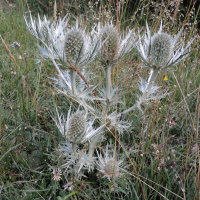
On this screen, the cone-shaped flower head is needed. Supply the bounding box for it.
[67,111,86,142]
[101,24,118,62]
[64,28,86,62]
[150,33,173,67]
[54,107,105,144]
[57,109,86,144]
[137,21,196,70]
[97,145,123,180]
[94,22,137,67]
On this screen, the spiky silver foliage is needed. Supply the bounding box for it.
[98,86,124,107]
[96,145,123,181]
[108,70,166,122]
[58,141,96,177]
[108,111,132,133]
[24,13,69,57]
[136,76,166,112]
[94,22,137,67]
[50,69,99,111]
[137,21,196,70]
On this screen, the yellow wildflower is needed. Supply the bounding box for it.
[164,76,168,81]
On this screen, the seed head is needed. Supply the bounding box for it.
[64,29,85,62]
[150,33,173,68]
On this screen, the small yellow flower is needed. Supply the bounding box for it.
[164,76,168,81]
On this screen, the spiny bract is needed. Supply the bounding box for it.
[97,146,123,181]
[103,159,120,178]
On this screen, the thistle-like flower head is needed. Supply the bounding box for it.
[101,24,118,63]
[137,21,196,70]
[54,107,105,144]
[64,24,90,65]
[67,111,87,142]
[54,107,86,144]
[96,145,123,181]
[24,14,101,69]
[150,32,173,67]
[94,22,137,67]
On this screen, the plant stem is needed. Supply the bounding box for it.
[88,137,98,156]
[113,104,138,119]
[145,69,158,95]
[70,69,77,96]
[106,65,112,100]
[72,143,77,156]
[89,65,112,156]
[110,69,158,120]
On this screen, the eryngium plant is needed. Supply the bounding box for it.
[24,11,196,185]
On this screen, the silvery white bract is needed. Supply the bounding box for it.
[93,22,137,67]
[137,21,196,71]
[54,107,105,144]
[136,77,165,111]
[98,86,123,107]
[58,142,95,175]
[96,145,123,181]
[108,111,132,133]
[51,70,98,108]
[24,13,69,55]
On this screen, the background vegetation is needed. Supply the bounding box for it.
[0,0,199,199]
